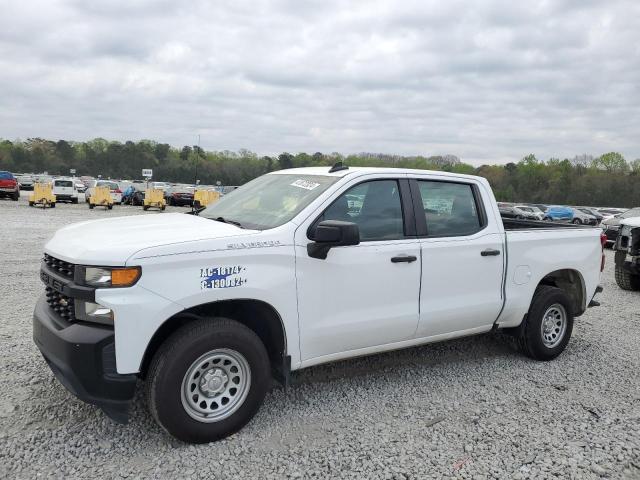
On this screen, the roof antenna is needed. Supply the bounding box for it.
[328,161,349,173]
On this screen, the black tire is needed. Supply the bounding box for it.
[615,265,640,291]
[28,201,34,207]
[517,285,574,361]
[107,204,113,210]
[143,205,149,211]
[12,192,19,201]
[72,198,78,204]
[89,203,94,209]
[572,218,581,224]
[161,205,166,211]
[50,202,56,208]
[146,318,270,444]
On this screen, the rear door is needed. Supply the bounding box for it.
[295,175,422,361]
[409,176,505,337]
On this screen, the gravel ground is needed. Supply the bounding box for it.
[1,193,639,479]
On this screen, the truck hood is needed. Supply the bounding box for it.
[45,213,259,265]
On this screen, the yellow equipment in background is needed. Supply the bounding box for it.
[28,182,56,208]
[193,189,220,208]
[143,188,166,211]
[89,186,113,210]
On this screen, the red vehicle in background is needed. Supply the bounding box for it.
[0,171,20,201]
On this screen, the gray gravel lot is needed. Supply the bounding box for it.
[1,193,639,479]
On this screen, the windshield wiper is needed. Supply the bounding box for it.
[212,216,244,228]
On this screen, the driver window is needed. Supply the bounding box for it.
[319,180,405,241]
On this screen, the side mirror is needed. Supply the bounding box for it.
[307,220,360,259]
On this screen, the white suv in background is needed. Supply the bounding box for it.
[52,178,79,204]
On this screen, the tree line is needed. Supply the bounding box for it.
[0,138,639,207]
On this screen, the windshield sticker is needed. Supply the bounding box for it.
[290,179,320,190]
[200,265,247,289]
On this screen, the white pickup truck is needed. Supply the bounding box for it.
[33,166,605,443]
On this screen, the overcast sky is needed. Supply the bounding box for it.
[1,0,639,164]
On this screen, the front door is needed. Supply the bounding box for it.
[295,178,421,362]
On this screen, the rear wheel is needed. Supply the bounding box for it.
[572,218,581,224]
[518,285,573,361]
[28,201,34,207]
[615,265,640,291]
[146,318,270,443]
[72,198,78,204]
[143,205,149,211]
[107,204,113,210]
[50,202,56,208]
[12,191,19,201]
[89,203,94,209]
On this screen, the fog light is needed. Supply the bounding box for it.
[75,301,114,325]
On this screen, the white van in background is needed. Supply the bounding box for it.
[52,178,79,204]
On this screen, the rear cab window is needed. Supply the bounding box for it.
[54,180,73,187]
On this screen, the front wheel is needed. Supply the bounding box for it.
[572,218,581,224]
[146,318,270,443]
[518,285,573,361]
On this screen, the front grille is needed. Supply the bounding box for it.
[45,287,76,321]
[44,254,75,279]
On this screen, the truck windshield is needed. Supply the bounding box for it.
[200,174,338,230]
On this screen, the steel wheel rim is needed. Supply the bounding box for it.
[541,304,567,348]
[180,348,251,423]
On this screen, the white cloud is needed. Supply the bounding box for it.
[0,0,639,164]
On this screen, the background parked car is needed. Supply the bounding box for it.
[74,180,87,193]
[576,207,603,225]
[166,185,195,206]
[85,180,123,204]
[0,171,20,201]
[16,173,34,190]
[597,208,627,222]
[498,203,541,220]
[601,207,640,245]
[513,205,544,220]
[52,178,78,203]
[543,206,596,225]
[543,206,573,222]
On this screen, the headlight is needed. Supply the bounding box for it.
[82,266,141,287]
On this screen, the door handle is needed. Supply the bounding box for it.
[481,249,501,256]
[391,255,417,263]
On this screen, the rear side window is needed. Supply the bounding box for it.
[417,180,482,236]
[0,171,14,180]
[318,180,405,241]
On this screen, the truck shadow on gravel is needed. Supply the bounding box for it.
[285,332,520,388]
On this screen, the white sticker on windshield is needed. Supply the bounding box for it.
[290,179,320,191]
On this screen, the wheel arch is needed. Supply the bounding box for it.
[139,299,288,383]
[537,268,586,316]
